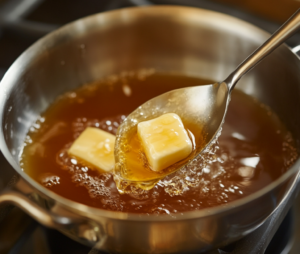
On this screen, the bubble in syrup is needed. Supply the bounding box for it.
[42,175,60,187]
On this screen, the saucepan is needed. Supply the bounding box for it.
[0,6,300,254]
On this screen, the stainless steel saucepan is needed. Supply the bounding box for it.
[0,6,299,254]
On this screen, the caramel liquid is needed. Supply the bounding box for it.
[118,119,203,183]
[20,71,298,214]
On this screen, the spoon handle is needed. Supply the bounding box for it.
[224,8,300,92]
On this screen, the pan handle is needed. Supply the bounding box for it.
[0,175,101,244]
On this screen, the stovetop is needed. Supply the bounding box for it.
[0,0,300,253]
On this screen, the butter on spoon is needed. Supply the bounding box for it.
[137,113,193,172]
[114,9,300,189]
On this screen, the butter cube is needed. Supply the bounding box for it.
[68,127,115,172]
[137,113,192,171]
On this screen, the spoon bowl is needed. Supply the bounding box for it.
[114,9,300,188]
[114,83,229,186]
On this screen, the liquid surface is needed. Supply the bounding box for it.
[20,71,298,214]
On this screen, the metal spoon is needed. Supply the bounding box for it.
[114,9,300,187]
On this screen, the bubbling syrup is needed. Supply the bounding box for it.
[20,71,298,214]
[113,118,205,192]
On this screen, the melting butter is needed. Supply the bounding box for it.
[68,127,115,172]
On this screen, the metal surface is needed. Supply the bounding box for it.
[0,6,300,254]
[2,202,297,254]
[225,8,300,90]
